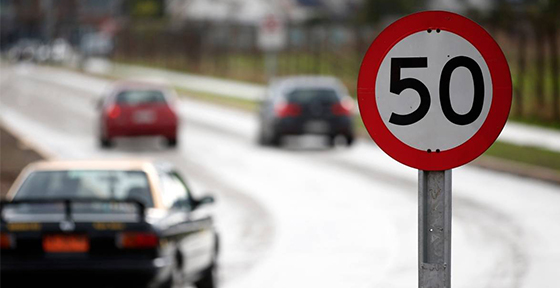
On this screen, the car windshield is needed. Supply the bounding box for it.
[286,88,340,104]
[14,170,154,207]
[115,90,167,105]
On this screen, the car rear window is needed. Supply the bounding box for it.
[287,89,340,104]
[14,170,154,207]
[115,90,167,105]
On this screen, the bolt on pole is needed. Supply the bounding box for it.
[418,170,452,288]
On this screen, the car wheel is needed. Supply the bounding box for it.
[269,133,281,147]
[100,137,112,148]
[346,135,355,147]
[327,135,336,148]
[159,254,183,288]
[257,130,269,146]
[194,263,218,288]
[166,138,178,148]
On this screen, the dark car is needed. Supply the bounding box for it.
[98,81,180,148]
[257,76,355,147]
[0,160,218,288]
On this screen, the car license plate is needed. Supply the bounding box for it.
[43,234,89,253]
[133,110,156,124]
[305,121,329,133]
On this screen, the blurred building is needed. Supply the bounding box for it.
[1,0,44,48]
[0,0,131,48]
[165,0,361,24]
[0,0,16,48]
[428,0,495,13]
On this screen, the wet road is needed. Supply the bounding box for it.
[1,63,559,287]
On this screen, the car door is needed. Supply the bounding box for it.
[159,170,215,276]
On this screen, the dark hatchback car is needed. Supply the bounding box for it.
[258,76,355,147]
[0,160,218,288]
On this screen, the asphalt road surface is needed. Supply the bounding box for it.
[1,63,559,288]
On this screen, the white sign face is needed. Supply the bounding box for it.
[257,14,287,52]
[375,31,492,151]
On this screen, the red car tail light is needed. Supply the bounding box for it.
[117,232,159,249]
[107,105,121,119]
[332,99,354,116]
[0,233,14,249]
[275,102,301,117]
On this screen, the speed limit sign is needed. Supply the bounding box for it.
[358,11,512,171]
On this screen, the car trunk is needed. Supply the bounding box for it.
[117,103,176,127]
[1,201,157,260]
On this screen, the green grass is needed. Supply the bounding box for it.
[114,51,363,94]
[483,141,560,172]
[176,88,260,112]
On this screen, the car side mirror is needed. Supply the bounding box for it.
[194,194,215,209]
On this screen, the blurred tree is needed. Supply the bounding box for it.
[481,0,559,121]
[550,25,559,121]
[525,0,560,119]
[485,0,517,31]
[515,23,529,117]
[360,0,427,23]
[543,0,560,121]
[127,0,164,18]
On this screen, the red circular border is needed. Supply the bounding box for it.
[358,11,512,171]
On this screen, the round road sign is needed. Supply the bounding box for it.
[358,11,511,171]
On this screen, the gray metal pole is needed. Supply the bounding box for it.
[419,170,452,288]
[265,52,278,81]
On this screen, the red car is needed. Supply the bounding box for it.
[98,81,179,148]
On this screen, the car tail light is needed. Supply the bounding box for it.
[332,99,354,116]
[0,233,14,249]
[107,105,121,119]
[117,232,159,249]
[275,102,301,117]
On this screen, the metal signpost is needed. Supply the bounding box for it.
[357,11,512,288]
[257,14,287,80]
[418,170,452,287]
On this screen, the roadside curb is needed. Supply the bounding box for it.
[472,156,560,185]
[0,120,56,160]
[0,123,50,196]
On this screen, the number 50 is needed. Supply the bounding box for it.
[389,56,485,126]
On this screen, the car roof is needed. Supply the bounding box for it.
[103,79,178,102]
[110,79,173,92]
[270,75,349,96]
[7,160,173,207]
